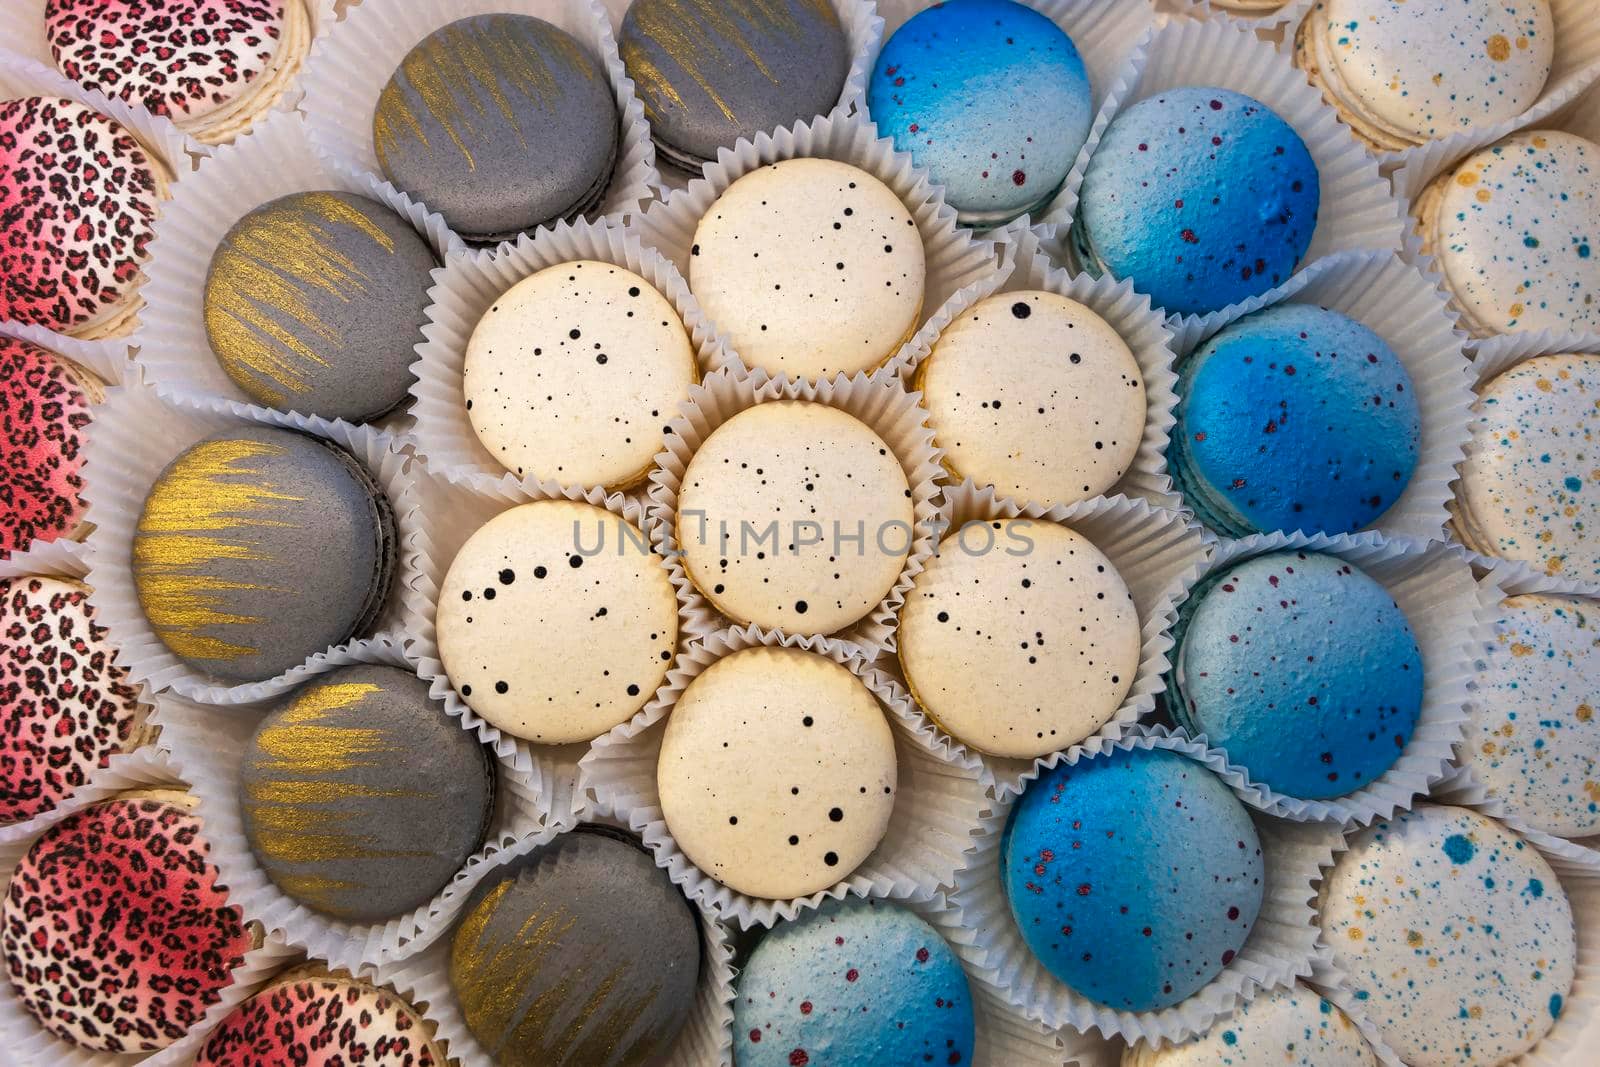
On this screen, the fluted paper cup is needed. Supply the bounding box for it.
[1178,0,1314,31]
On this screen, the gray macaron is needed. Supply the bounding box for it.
[373,14,619,243]
[239,664,496,923]
[203,191,438,423]
[132,425,397,685]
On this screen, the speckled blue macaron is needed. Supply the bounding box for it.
[868,0,1092,227]
[733,901,976,1067]
[1169,304,1421,537]
[1076,87,1320,316]
[1173,551,1424,801]
[1001,746,1264,1012]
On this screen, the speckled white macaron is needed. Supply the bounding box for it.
[676,401,915,635]
[689,159,926,379]
[1296,0,1554,151]
[436,500,678,744]
[898,520,1141,759]
[917,291,1146,509]
[1123,982,1379,1066]
[1465,594,1600,838]
[1454,354,1600,582]
[1418,131,1599,337]
[1321,805,1576,1067]
[463,261,697,489]
[656,646,897,899]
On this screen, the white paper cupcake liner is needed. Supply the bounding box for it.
[0,756,300,1067]
[368,799,737,1067]
[299,0,661,250]
[400,462,706,811]
[409,214,723,494]
[80,367,423,704]
[1161,530,1482,826]
[632,108,1003,381]
[1046,17,1405,337]
[1166,248,1476,545]
[578,624,990,929]
[947,731,1340,1046]
[134,106,459,430]
[153,633,548,973]
[1176,0,1315,32]
[878,480,1209,801]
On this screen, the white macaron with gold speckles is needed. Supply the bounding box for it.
[1122,982,1379,1066]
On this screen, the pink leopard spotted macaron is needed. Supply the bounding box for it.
[0,337,105,560]
[44,0,313,144]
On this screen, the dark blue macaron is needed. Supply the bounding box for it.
[1169,304,1421,538]
[1075,87,1319,316]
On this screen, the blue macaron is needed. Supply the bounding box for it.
[1169,304,1422,538]
[1075,87,1320,316]
[1172,551,1425,800]
[868,0,1092,227]
[1001,746,1264,1012]
[733,901,976,1067]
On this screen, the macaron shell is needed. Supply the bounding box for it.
[867,0,1093,225]
[1455,354,1600,581]
[898,521,1141,759]
[204,190,438,422]
[1322,805,1576,1067]
[0,577,143,824]
[0,96,162,334]
[0,338,99,558]
[918,290,1146,508]
[677,401,914,635]
[1465,594,1600,838]
[733,901,976,1067]
[689,158,926,379]
[239,664,495,923]
[1125,982,1379,1066]
[620,0,849,168]
[436,501,678,744]
[1078,87,1320,317]
[1171,304,1421,538]
[1001,747,1265,1012]
[656,647,898,899]
[462,260,697,489]
[1429,131,1599,336]
[1,795,254,1052]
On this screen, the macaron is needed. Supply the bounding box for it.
[373,14,619,244]
[0,337,105,559]
[436,500,677,744]
[132,425,397,685]
[1173,551,1423,800]
[689,158,926,378]
[1322,805,1576,1066]
[0,577,145,824]
[195,966,448,1067]
[676,400,915,635]
[203,191,438,422]
[1002,746,1264,1012]
[0,95,167,338]
[1075,88,1320,317]
[450,827,701,1067]
[1,791,256,1052]
[734,901,976,1067]
[1169,304,1422,538]
[1454,354,1600,581]
[1209,0,1294,11]
[239,664,496,923]
[1123,982,1379,1066]
[1295,0,1554,152]
[1415,131,1599,337]
[620,0,850,172]
[898,520,1142,759]
[1464,594,1600,838]
[916,290,1146,508]
[868,0,1093,227]
[657,646,897,899]
[463,260,697,489]
[45,0,313,145]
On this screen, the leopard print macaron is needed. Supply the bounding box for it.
[0,338,101,560]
